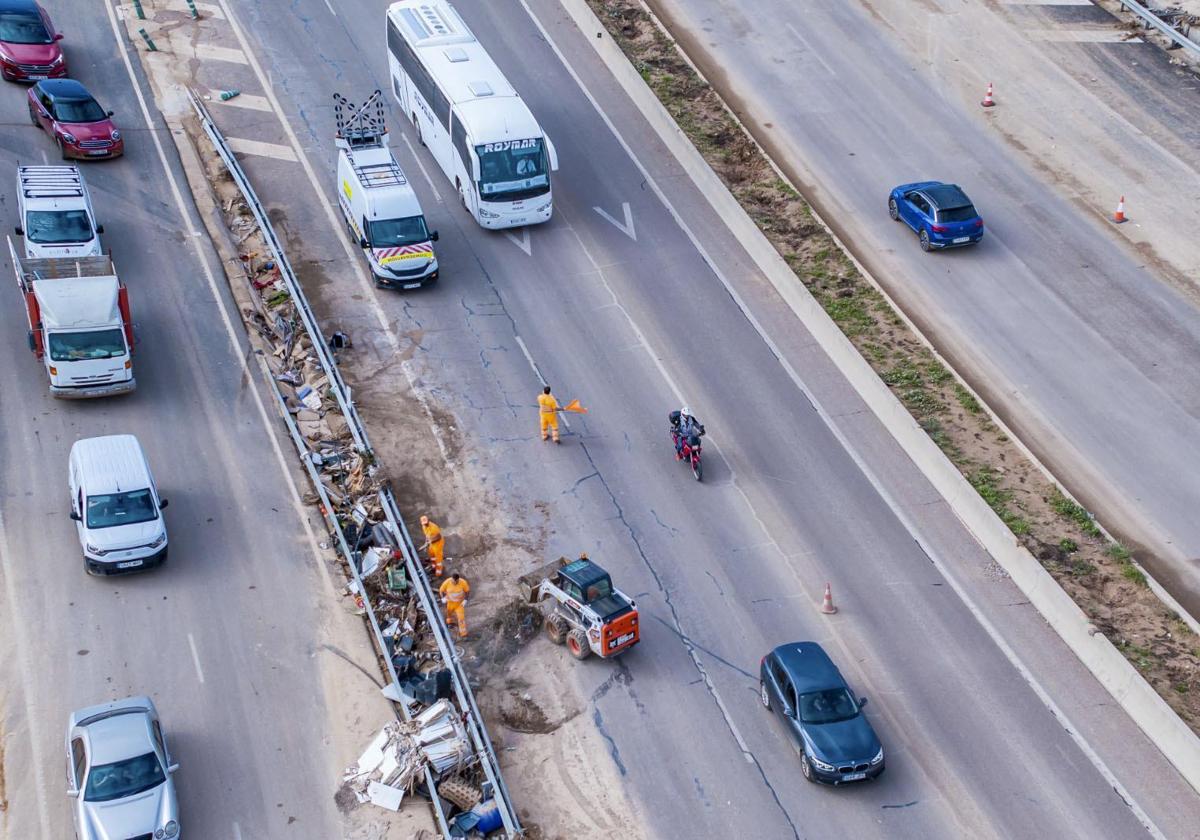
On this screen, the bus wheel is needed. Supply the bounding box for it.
[456,180,468,214]
[413,115,423,146]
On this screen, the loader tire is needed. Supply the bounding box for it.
[544,613,568,645]
[567,628,591,660]
[437,777,482,811]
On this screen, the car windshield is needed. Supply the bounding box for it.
[53,97,107,123]
[938,205,978,223]
[0,13,52,44]
[48,328,125,361]
[84,751,165,803]
[476,139,549,201]
[367,215,429,248]
[798,688,860,724]
[86,489,158,529]
[25,209,93,244]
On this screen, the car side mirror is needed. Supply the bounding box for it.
[359,237,369,249]
[167,762,179,773]
[67,787,79,798]
[54,33,64,41]
[858,696,869,709]
[430,230,439,242]
[95,224,104,234]
[69,511,81,521]
[159,498,169,509]
[783,705,796,719]
[106,110,114,117]
[14,226,23,236]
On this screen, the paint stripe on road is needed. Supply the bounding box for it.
[194,42,249,63]
[226,136,299,162]
[187,633,206,683]
[208,90,272,111]
[1028,28,1143,41]
[154,0,225,17]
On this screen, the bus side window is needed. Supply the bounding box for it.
[451,114,471,177]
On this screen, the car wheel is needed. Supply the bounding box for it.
[888,197,899,221]
[29,105,40,128]
[800,752,815,783]
[760,680,771,710]
[57,137,69,160]
[544,613,568,645]
[919,229,932,252]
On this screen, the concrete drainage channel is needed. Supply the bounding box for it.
[188,90,519,839]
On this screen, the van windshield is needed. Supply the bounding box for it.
[86,488,158,529]
[25,209,94,245]
[48,328,125,361]
[367,216,430,248]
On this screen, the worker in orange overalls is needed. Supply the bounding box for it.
[538,385,560,443]
[439,573,470,639]
[419,515,445,577]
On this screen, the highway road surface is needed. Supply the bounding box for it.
[645,0,1200,619]
[0,2,395,837]
[159,0,1200,837]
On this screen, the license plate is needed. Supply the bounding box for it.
[616,632,635,645]
[116,559,143,569]
[27,74,46,80]
[403,282,421,290]
[510,217,527,225]
[87,150,109,156]
[952,236,970,244]
[843,771,866,781]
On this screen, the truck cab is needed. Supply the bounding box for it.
[14,165,102,259]
[334,90,438,290]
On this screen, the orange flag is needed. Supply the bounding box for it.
[562,399,588,414]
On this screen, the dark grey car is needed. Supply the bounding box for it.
[759,641,884,784]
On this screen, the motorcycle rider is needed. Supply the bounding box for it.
[669,405,705,459]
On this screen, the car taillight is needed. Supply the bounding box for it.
[931,224,948,233]
[975,219,984,228]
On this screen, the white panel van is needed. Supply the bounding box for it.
[14,165,103,259]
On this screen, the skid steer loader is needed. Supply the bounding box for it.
[519,555,639,660]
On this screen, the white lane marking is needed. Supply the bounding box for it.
[593,202,636,241]
[157,0,225,17]
[187,633,206,684]
[522,0,1166,831]
[322,0,336,15]
[505,226,531,255]
[233,821,243,840]
[784,23,837,77]
[209,90,273,112]
[193,43,250,64]
[1027,28,1143,42]
[225,136,299,162]
[399,132,442,202]
[514,335,546,386]
[0,504,54,835]
[39,148,48,164]
[399,358,453,467]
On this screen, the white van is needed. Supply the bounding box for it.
[14,165,103,259]
[335,92,438,289]
[68,435,168,575]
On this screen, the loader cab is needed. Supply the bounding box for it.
[557,559,612,605]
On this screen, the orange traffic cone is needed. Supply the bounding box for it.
[1112,196,1127,224]
[820,583,838,615]
[981,82,995,108]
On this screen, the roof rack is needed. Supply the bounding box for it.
[18,165,85,200]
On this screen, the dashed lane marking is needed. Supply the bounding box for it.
[226,136,299,162]
[194,42,250,64]
[209,90,272,112]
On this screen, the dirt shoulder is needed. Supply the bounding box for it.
[584,0,1200,730]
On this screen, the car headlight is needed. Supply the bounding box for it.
[60,131,77,144]
[156,821,180,839]
[808,753,836,772]
[870,747,884,765]
[479,208,500,219]
[111,129,121,140]
[85,543,108,556]
[50,54,64,66]
[149,534,166,549]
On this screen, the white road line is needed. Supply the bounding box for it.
[593,202,637,240]
[187,633,206,683]
[209,90,273,112]
[225,136,299,162]
[783,22,837,77]
[514,335,545,385]
[521,1,1165,833]
[233,821,243,840]
[194,43,249,64]
[505,226,531,255]
[39,148,47,164]
[1028,28,1143,42]
[156,0,225,17]
[399,132,442,201]
[322,0,336,15]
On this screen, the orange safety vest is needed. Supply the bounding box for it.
[440,578,470,603]
[538,393,559,415]
[422,521,443,544]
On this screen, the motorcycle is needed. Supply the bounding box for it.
[671,427,703,481]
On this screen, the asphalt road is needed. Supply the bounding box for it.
[173,0,1200,837]
[645,0,1200,618]
[0,3,380,837]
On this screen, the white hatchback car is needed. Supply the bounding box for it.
[66,696,180,839]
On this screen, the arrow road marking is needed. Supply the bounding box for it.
[593,202,636,241]
[505,226,531,256]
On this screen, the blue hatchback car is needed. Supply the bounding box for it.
[888,181,983,251]
[760,641,884,784]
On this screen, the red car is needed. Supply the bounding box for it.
[0,0,66,82]
[28,79,123,160]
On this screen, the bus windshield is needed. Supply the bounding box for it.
[476,139,548,201]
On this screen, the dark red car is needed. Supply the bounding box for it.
[0,0,65,82]
[28,79,123,160]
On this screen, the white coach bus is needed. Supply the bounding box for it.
[386,0,558,230]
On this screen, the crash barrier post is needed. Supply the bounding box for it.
[185,0,199,18]
[132,0,145,19]
[1113,0,1200,56]
[188,90,520,838]
[137,28,157,51]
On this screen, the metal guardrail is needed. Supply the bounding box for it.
[188,90,520,838]
[1114,0,1200,56]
